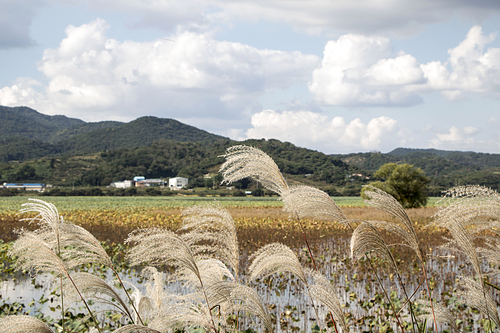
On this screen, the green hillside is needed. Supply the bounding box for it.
[1,105,499,195]
[0,106,227,161]
[59,116,228,154]
[0,139,361,195]
[333,148,500,193]
[0,106,84,142]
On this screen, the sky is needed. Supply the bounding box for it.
[1,1,500,154]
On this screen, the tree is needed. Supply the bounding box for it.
[362,163,430,208]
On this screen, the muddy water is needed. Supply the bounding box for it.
[1,235,496,332]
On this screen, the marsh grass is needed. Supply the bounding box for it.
[2,146,500,333]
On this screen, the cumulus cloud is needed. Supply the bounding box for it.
[422,25,500,100]
[245,109,399,153]
[429,126,480,150]
[0,19,319,121]
[310,25,500,106]
[0,78,43,105]
[309,34,424,106]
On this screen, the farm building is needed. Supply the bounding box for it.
[136,179,165,187]
[109,180,134,188]
[3,183,46,192]
[169,177,188,190]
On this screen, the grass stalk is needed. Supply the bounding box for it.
[109,264,144,325]
[420,258,438,333]
[61,266,103,333]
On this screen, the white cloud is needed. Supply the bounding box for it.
[309,34,424,106]
[0,78,42,105]
[0,19,319,121]
[427,125,500,152]
[422,25,500,99]
[245,109,399,153]
[310,25,500,106]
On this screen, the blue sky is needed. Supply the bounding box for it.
[1,1,500,154]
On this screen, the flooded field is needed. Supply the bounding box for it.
[1,232,494,332]
[0,196,498,332]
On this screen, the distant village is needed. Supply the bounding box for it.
[2,176,189,192]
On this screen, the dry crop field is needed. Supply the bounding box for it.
[0,197,440,246]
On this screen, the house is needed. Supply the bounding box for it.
[169,177,188,190]
[3,183,46,192]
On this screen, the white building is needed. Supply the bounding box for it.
[110,180,134,189]
[169,177,188,190]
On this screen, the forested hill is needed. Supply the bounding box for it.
[0,139,360,190]
[332,148,500,192]
[0,106,86,142]
[59,117,228,155]
[0,106,227,161]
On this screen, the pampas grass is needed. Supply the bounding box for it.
[6,146,500,333]
[0,315,54,333]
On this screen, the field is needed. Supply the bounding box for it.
[0,195,494,332]
[0,196,441,245]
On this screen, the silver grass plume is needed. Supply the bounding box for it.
[147,295,221,332]
[205,281,273,332]
[433,185,500,228]
[478,238,500,271]
[308,272,348,333]
[458,277,500,327]
[19,199,63,231]
[281,185,347,222]
[126,228,200,280]
[126,228,218,331]
[178,258,235,290]
[219,145,289,196]
[124,281,155,325]
[362,185,421,261]
[0,315,53,333]
[62,272,134,320]
[56,222,116,269]
[350,222,398,273]
[441,220,482,278]
[180,205,240,279]
[126,267,170,323]
[249,243,307,283]
[111,325,161,333]
[8,229,68,278]
[18,199,67,332]
[22,200,144,325]
[415,300,460,332]
[249,243,326,330]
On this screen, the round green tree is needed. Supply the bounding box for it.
[361,163,430,208]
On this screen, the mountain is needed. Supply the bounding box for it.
[0,105,85,142]
[2,105,499,194]
[59,116,228,154]
[0,106,227,161]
